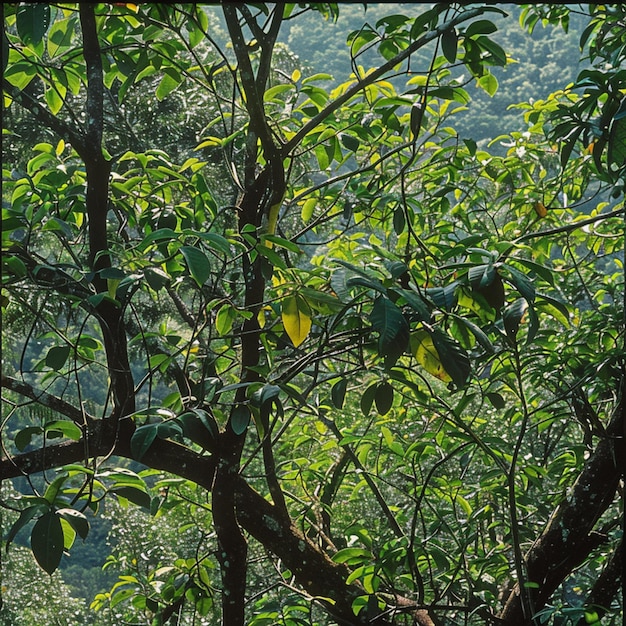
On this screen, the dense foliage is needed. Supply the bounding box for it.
[2,3,624,626]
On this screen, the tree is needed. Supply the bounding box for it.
[2,3,623,625]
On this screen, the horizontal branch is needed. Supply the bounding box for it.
[515,207,625,244]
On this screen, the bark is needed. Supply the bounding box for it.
[498,406,623,625]
[574,539,622,625]
[1,377,436,626]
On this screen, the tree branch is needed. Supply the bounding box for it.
[1,375,95,427]
[498,407,623,624]
[282,7,487,155]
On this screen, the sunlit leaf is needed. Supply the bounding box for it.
[282,295,312,348]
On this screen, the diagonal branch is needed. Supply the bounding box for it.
[1,375,95,427]
[498,406,623,624]
[282,6,487,155]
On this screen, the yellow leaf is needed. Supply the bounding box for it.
[534,201,548,218]
[282,295,311,348]
[410,330,451,383]
[301,197,316,223]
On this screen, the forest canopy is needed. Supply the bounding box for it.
[1,3,624,626]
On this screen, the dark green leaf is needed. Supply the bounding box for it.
[16,3,50,47]
[31,511,64,575]
[331,378,348,409]
[15,426,43,452]
[431,330,471,388]
[144,267,171,291]
[230,405,250,435]
[370,296,409,366]
[441,28,458,63]
[157,420,184,440]
[130,424,158,461]
[57,509,89,540]
[179,408,218,447]
[45,345,70,371]
[360,383,378,416]
[5,505,46,550]
[503,265,535,303]
[503,298,528,339]
[486,392,506,409]
[465,19,497,38]
[180,245,210,287]
[110,486,151,510]
[375,382,394,415]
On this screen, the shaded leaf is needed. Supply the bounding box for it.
[31,511,64,575]
[110,486,151,510]
[331,378,348,409]
[230,405,251,435]
[503,298,528,339]
[370,296,409,366]
[45,345,70,371]
[57,508,89,540]
[130,424,158,461]
[180,245,210,287]
[375,382,394,415]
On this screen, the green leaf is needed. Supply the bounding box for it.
[157,420,184,440]
[178,409,218,450]
[155,69,181,101]
[110,486,151,510]
[130,424,158,461]
[282,295,312,348]
[375,382,394,415]
[441,28,458,63]
[465,19,497,38]
[45,345,70,371]
[44,420,82,442]
[57,508,89,541]
[144,267,170,291]
[360,383,378,416]
[43,472,70,504]
[503,298,528,339]
[215,304,236,336]
[17,3,50,47]
[331,378,348,409]
[5,505,46,550]
[15,426,43,452]
[301,197,316,223]
[430,330,471,388]
[370,296,409,366]
[230,405,250,435]
[477,72,498,96]
[31,511,64,575]
[411,330,451,383]
[180,245,210,287]
[47,17,75,59]
[486,392,506,409]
